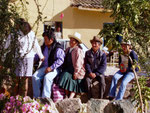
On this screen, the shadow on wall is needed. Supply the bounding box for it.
[50,6,113,29]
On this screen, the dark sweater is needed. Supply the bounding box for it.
[85,49,107,76]
[48,42,63,67]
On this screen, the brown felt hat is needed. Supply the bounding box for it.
[90,36,103,44]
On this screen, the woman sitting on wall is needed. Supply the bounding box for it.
[59,32,86,98]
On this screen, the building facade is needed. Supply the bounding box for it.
[26,0,114,48]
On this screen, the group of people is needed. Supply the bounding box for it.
[11,18,138,101]
[32,31,108,99]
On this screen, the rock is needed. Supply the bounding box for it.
[55,98,82,113]
[104,99,136,113]
[76,93,88,103]
[87,99,109,113]
[91,79,100,98]
[103,75,113,98]
[123,83,133,99]
[79,103,88,113]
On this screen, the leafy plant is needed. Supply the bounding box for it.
[0,0,22,92]
[100,0,150,73]
[131,76,150,113]
[100,0,150,113]
[0,0,46,96]
[0,93,9,112]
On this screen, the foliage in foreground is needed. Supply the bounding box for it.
[0,93,58,113]
[0,0,21,89]
[0,0,46,95]
[131,76,150,113]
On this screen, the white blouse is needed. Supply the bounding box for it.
[6,30,44,59]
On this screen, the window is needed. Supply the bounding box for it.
[44,21,63,39]
[43,21,63,38]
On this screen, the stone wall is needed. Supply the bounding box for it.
[40,98,137,113]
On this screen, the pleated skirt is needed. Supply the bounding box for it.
[59,71,86,93]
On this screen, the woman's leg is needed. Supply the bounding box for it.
[15,57,34,96]
[14,77,20,96]
[69,91,76,98]
[24,77,29,96]
[18,77,28,97]
[65,90,69,98]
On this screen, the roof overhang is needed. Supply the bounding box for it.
[77,6,112,12]
[70,0,112,12]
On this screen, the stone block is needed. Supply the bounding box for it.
[104,99,136,113]
[87,99,109,113]
[55,98,82,113]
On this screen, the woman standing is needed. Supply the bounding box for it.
[59,32,85,98]
[15,19,44,96]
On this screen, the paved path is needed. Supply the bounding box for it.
[105,66,119,76]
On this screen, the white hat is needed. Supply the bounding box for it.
[68,32,82,44]
[121,40,131,45]
[102,46,109,54]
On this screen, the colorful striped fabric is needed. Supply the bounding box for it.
[52,83,65,103]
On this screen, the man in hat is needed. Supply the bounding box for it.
[85,36,107,99]
[108,40,138,100]
[32,31,65,98]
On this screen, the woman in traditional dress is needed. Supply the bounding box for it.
[59,32,86,98]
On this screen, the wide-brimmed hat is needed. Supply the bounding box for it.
[121,40,131,45]
[90,36,103,44]
[68,32,82,44]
